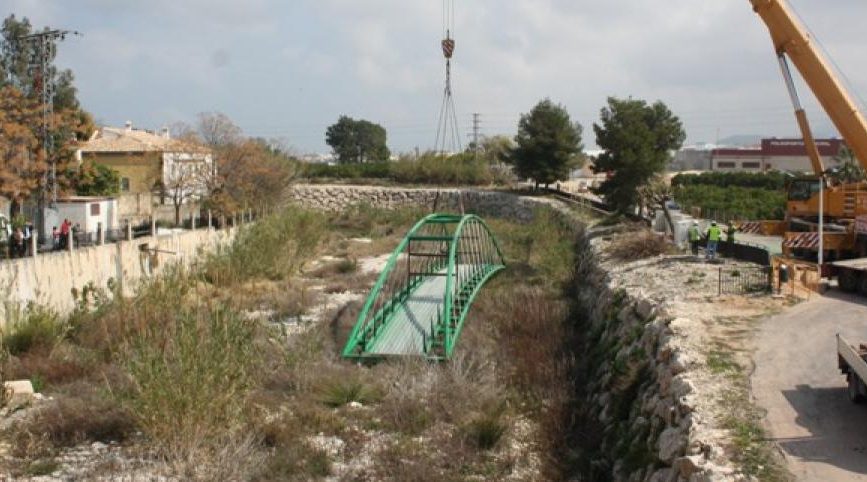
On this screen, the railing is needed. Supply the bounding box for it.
[718,266,772,295]
[343,213,506,359]
[443,216,505,356]
[0,208,264,261]
[344,214,462,356]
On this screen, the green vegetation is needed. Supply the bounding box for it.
[301,151,511,186]
[1,304,67,356]
[670,171,787,221]
[325,115,390,163]
[674,184,786,221]
[593,96,685,213]
[672,171,788,190]
[202,207,326,284]
[510,98,584,187]
[75,163,121,196]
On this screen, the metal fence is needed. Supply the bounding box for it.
[718,266,772,295]
[717,241,771,266]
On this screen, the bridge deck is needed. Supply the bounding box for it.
[366,265,474,356]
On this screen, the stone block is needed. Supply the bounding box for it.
[4,379,35,410]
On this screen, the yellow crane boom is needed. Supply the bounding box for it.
[751,0,867,173]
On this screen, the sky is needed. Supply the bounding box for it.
[6,0,867,155]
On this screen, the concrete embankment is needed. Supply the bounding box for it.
[0,228,236,322]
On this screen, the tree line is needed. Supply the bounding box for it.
[323,97,686,214]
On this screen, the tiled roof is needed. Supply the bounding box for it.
[79,127,210,154]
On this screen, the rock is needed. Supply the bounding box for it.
[669,351,692,375]
[647,467,677,482]
[674,455,705,478]
[671,375,695,399]
[348,401,364,409]
[635,297,656,320]
[91,441,108,451]
[658,426,686,463]
[3,380,35,411]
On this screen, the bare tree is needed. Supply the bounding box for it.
[639,175,675,237]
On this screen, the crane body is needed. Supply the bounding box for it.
[750,0,867,268]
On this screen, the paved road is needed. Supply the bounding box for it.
[753,291,867,481]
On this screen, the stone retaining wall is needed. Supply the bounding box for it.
[286,184,555,223]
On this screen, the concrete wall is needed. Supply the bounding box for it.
[0,227,236,321]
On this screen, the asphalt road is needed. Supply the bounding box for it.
[753,290,867,481]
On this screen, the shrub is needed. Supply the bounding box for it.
[463,407,507,450]
[302,162,391,180]
[12,384,135,450]
[319,379,380,408]
[203,206,326,284]
[122,305,258,453]
[671,171,788,190]
[2,304,67,356]
[391,152,496,185]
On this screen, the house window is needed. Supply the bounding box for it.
[121,177,130,192]
[742,162,761,169]
[91,203,101,216]
[717,161,736,168]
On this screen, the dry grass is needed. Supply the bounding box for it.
[2,203,589,481]
[607,229,675,261]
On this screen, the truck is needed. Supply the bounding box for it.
[750,0,867,289]
[837,334,867,403]
[750,0,867,402]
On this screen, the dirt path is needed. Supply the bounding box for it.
[753,291,867,481]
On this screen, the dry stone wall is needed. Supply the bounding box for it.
[286,184,553,222]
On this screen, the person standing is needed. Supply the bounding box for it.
[706,221,722,261]
[688,221,701,256]
[22,222,32,256]
[59,219,70,249]
[11,227,24,258]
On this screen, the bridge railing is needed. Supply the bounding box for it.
[342,213,463,357]
[443,216,505,357]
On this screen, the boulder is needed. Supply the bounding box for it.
[3,380,35,411]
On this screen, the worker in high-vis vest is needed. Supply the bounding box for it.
[706,221,722,261]
[688,221,701,256]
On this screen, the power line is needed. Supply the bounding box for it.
[17,28,81,239]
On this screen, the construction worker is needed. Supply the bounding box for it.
[725,224,736,244]
[706,221,722,261]
[688,221,701,256]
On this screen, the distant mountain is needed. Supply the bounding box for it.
[717,134,762,147]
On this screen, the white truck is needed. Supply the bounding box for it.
[837,334,867,403]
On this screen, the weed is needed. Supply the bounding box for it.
[23,459,60,477]
[463,407,507,450]
[12,385,135,449]
[320,379,379,408]
[707,349,741,376]
[2,303,67,356]
[122,305,258,453]
[336,257,358,274]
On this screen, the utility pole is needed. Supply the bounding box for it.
[470,113,481,159]
[18,28,81,240]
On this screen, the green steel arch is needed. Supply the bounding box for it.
[342,213,505,360]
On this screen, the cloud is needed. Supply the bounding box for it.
[6,0,867,152]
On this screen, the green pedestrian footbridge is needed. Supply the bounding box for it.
[342,213,505,361]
